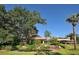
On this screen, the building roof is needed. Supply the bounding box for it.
[32,37,51,40]
[57,37,71,41]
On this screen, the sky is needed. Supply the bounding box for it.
[4,4,79,37]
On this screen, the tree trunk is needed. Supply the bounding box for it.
[72,25,77,50]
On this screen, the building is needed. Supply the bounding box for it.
[32,37,51,44]
[57,37,73,44]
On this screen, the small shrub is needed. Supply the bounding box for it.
[4,45,13,50]
[26,44,36,51]
[39,44,49,50]
[58,43,65,48]
[45,51,54,55]
[35,51,46,55]
[16,45,27,51]
[50,42,65,48]
[35,51,61,55]
[52,52,62,55]
[16,44,36,51]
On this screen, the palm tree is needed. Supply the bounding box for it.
[66,14,79,50]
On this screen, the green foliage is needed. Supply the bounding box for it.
[39,44,49,50]
[4,46,13,50]
[0,5,6,13]
[26,44,36,51]
[66,33,79,44]
[0,44,79,55]
[50,40,65,48]
[30,40,36,45]
[58,43,64,48]
[66,14,79,26]
[50,41,59,45]
[16,44,36,51]
[35,51,46,55]
[1,45,13,51]
[76,36,79,44]
[16,44,50,52]
[44,30,51,37]
[0,50,36,55]
[58,49,79,55]
[35,51,62,55]
[66,14,79,50]
[0,5,46,47]
[16,45,27,51]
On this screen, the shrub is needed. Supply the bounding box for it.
[35,51,46,55]
[26,44,36,51]
[35,51,62,55]
[50,42,60,45]
[36,44,50,51]
[16,45,27,51]
[57,43,65,48]
[52,52,62,55]
[50,41,65,48]
[45,51,54,55]
[16,44,36,51]
[44,51,62,55]
[4,45,13,50]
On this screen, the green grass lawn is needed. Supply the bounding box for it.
[57,49,79,55]
[0,44,79,55]
[56,44,79,55]
[0,50,36,55]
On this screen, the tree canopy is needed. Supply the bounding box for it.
[0,5,46,45]
[66,33,79,44]
[44,30,51,37]
[66,14,79,26]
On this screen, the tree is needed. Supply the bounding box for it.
[0,5,46,46]
[9,7,46,44]
[66,33,79,44]
[66,14,79,50]
[44,30,51,37]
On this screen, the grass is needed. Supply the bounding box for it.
[0,44,79,55]
[57,49,79,55]
[56,44,79,55]
[0,50,36,55]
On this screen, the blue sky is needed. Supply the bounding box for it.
[5,4,79,37]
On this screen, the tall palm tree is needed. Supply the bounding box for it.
[66,14,79,50]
